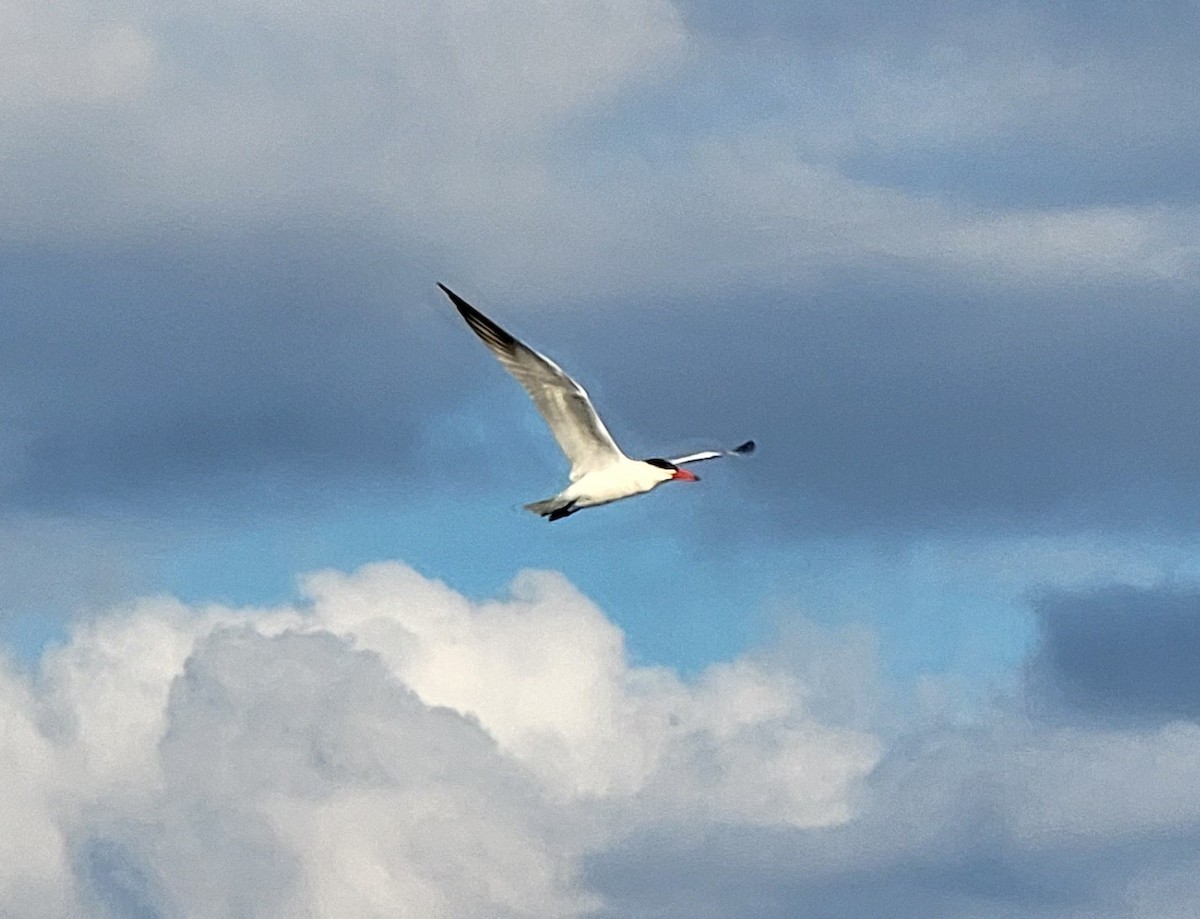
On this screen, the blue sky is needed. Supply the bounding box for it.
[3,1,1200,917]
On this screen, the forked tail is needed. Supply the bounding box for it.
[524,497,578,521]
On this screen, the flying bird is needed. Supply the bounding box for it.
[440,283,754,520]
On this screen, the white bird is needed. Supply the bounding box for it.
[440,283,754,520]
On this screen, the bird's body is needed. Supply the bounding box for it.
[525,457,689,519]
[439,283,753,519]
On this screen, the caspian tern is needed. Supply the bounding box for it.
[440,283,754,520]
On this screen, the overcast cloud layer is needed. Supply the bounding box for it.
[2,0,1199,526]
[2,0,1197,544]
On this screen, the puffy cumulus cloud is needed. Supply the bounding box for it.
[147,628,589,919]
[0,657,78,918]
[10,562,1200,918]
[301,563,879,820]
[0,560,878,918]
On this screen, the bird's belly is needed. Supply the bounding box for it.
[566,468,655,507]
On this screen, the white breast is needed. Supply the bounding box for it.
[563,460,669,508]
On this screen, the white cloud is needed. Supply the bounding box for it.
[148,627,593,919]
[0,2,156,108]
[1005,722,1200,842]
[920,535,1188,594]
[4,0,1196,299]
[0,658,79,918]
[3,560,877,918]
[8,558,1200,917]
[424,0,686,128]
[829,40,1190,156]
[299,563,881,817]
[0,0,687,249]
[485,135,1200,298]
[935,205,1200,285]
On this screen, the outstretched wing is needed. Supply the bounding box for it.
[440,284,625,479]
[669,440,756,466]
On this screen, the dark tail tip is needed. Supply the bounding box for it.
[733,440,756,454]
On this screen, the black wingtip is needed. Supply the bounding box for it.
[733,440,756,454]
[438,281,484,324]
[437,282,469,311]
[438,282,518,348]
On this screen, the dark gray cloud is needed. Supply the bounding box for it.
[4,210,1199,543]
[9,234,1198,536]
[0,0,1194,542]
[1027,585,1200,724]
[0,222,473,514]
[556,275,1200,533]
[680,0,1200,52]
[588,820,1200,919]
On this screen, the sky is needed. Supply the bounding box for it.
[2,1,1200,916]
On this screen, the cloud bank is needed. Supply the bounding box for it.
[5,564,1200,917]
[3,0,1199,536]
[3,0,1196,293]
[4,561,877,918]
[593,580,1200,919]
[1028,585,1200,725]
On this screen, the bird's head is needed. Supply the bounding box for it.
[645,458,699,482]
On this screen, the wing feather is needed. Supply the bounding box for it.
[440,284,625,478]
[669,441,756,466]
